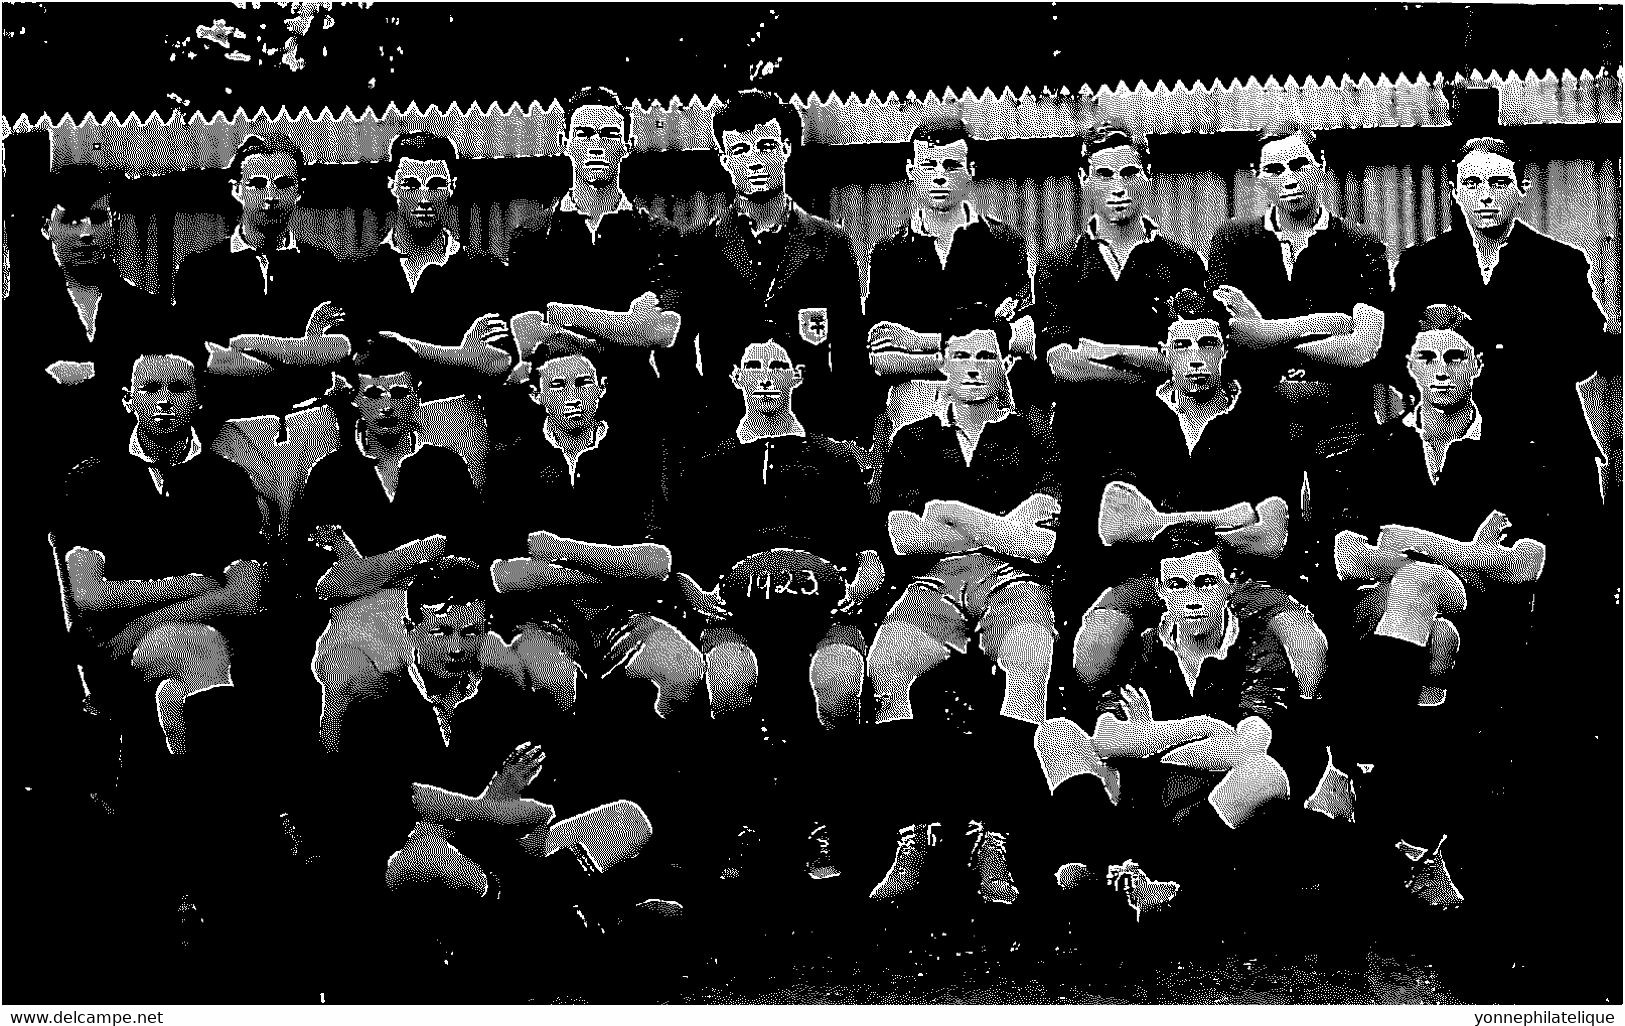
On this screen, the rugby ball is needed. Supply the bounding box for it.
[720,548,848,623]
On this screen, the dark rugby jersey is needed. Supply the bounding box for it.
[1099,612,1294,730]
[673,422,876,586]
[866,206,1035,418]
[505,195,681,427]
[58,443,267,633]
[879,406,1063,580]
[1205,209,1390,431]
[292,434,482,598]
[1097,382,1300,586]
[173,231,347,420]
[486,414,665,627]
[343,233,518,403]
[1036,218,1207,437]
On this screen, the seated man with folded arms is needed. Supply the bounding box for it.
[1034,524,1308,920]
[297,336,481,752]
[1075,288,1327,699]
[670,339,884,883]
[865,305,1063,907]
[487,351,705,723]
[60,346,267,757]
[1319,303,1550,908]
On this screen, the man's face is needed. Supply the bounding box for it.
[1453,150,1524,236]
[719,119,790,199]
[732,341,800,418]
[1162,318,1227,397]
[232,151,301,235]
[390,157,455,233]
[942,330,1006,406]
[1083,143,1148,227]
[1257,134,1323,218]
[537,354,602,429]
[1407,330,1481,412]
[410,598,488,681]
[353,371,419,441]
[125,355,201,441]
[41,194,115,273]
[1156,550,1231,639]
[907,140,973,213]
[566,105,629,187]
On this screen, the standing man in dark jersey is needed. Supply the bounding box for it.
[504,87,683,489]
[344,131,517,495]
[173,132,350,539]
[1205,121,1390,461]
[865,114,1036,445]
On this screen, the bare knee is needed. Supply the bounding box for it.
[1269,606,1328,697]
[628,629,705,705]
[996,622,1054,679]
[867,622,945,722]
[1428,617,1461,678]
[705,642,758,718]
[516,632,579,712]
[131,622,230,685]
[1072,609,1132,685]
[1390,562,1468,617]
[809,644,864,728]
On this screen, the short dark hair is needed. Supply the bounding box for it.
[43,164,120,218]
[405,556,489,628]
[1453,136,1526,185]
[1163,287,1229,336]
[563,85,632,138]
[348,334,418,386]
[910,114,972,149]
[1083,118,1149,168]
[940,303,1012,353]
[126,345,207,387]
[1256,119,1321,163]
[1154,522,1224,568]
[229,132,307,181]
[388,131,459,178]
[712,89,802,150]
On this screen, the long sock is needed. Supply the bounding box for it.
[1335,634,1430,769]
[866,718,948,832]
[1049,773,1125,872]
[969,716,1042,833]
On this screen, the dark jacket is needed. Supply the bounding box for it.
[1387,221,1609,467]
[671,200,867,443]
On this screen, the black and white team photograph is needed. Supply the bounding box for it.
[0,3,1620,1021]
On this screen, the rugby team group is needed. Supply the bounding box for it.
[10,85,1616,1000]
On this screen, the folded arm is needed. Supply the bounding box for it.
[1048,342,1164,384]
[1216,496,1289,559]
[67,546,218,617]
[528,531,673,581]
[926,496,1058,563]
[206,342,276,378]
[315,535,444,603]
[490,558,605,594]
[546,294,681,350]
[886,509,979,558]
[1293,303,1384,369]
[230,332,351,367]
[108,560,265,642]
[1092,711,1234,760]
